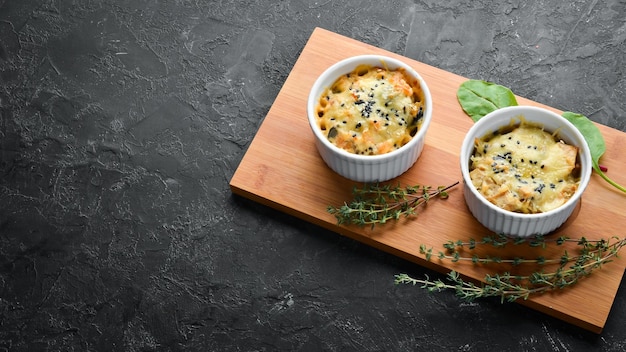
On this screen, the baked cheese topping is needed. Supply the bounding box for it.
[315,64,425,155]
[470,121,580,214]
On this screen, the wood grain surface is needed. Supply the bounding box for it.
[230,27,626,333]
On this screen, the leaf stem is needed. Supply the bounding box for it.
[595,167,626,193]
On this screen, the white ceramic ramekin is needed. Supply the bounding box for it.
[460,106,592,238]
[307,55,432,182]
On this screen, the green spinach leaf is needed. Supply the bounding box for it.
[562,111,626,193]
[456,80,518,122]
[561,112,606,170]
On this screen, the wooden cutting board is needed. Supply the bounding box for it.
[229,27,626,333]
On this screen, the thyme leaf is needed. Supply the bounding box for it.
[327,181,459,228]
[396,236,626,302]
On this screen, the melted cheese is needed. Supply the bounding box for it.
[470,123,580,214]
[315,64,425,155]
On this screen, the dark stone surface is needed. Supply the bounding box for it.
[1,0,625,350]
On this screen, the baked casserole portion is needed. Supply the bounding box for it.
[315,64,425,155]
[470,121,580,214]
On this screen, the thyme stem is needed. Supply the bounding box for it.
[327,181,459,227]
[397,236,626,302]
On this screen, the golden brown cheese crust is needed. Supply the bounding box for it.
[470,122,580,214]
[315,64,425,155]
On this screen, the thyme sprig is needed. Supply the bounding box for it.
[396,235,626,302]
[327,181,459,228]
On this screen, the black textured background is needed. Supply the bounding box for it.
[1,1,625,351]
